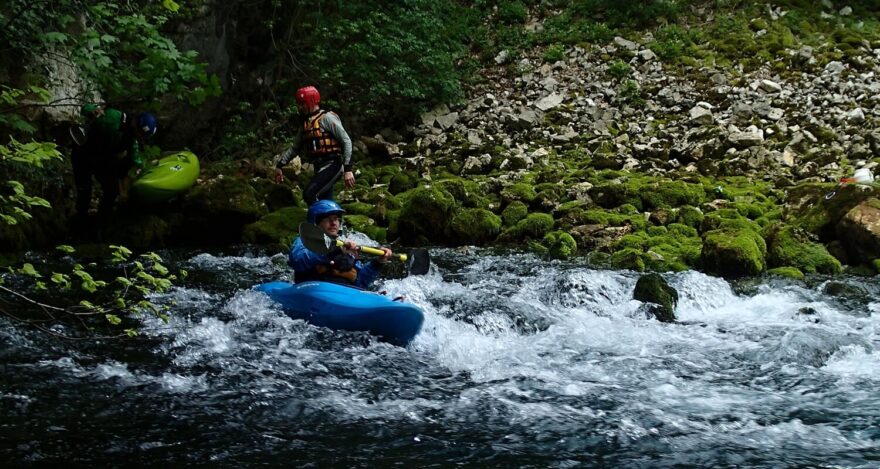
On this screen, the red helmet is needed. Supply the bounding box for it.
[295,86,320,109]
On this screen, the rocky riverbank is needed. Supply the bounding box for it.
[4,2,880,280]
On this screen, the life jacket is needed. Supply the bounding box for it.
[303,110,342,158]
[294,263,358,284]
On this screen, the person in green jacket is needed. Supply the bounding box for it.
[71,104,157,219]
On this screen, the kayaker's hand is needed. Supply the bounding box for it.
[343,171,355,188]
[274,167,284,183]
[376,248,393,263]
[342,240,361,258]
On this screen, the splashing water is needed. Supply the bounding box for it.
[1,247,878,466]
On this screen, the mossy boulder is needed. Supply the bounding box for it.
[542,231,577,259]
[633,273,678,322]
[700,228,767,278]
[499,212,555,242]
[448,208,502,245]
[764,224,842,274]
[345,214,387,243]
[251,178,301,212]
[640,181,706,210]
[767,267,805,280]
[610,247,646,271]
[182,177,267,243]
[500,183,538,205]
[436,179,487,208]
[836,198,880,262]
[501,200,529,227]
[676,205,704,229]
[590,181,643,210]
[397,186,456,244]
[343,201,375,217]
[242,207,307,249]
[389,171,418,194]
[786,183,879,241]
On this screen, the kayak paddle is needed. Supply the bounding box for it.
[298,222,431,275]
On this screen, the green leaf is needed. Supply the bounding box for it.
[56,245,76,254]
[162,0,181,13]
[105,314,122,325]
[125,328,138,337]
[19,263,41,278]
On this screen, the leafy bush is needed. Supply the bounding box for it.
[608,60,632,80]
[0,1,220,105]
[543,44,566,62]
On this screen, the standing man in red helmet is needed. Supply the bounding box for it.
[273,86,354,204]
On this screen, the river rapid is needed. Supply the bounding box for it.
[2,246,879,467]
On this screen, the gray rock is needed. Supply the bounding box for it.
[534,93,565,111]
[825,61,846,73]
[613,36,639,51]
[728,125,765,148]
[689,105,715,125]
[847,108,866,123]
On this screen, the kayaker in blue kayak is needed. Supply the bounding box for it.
[289,200,392,288]
[273,86,355,204]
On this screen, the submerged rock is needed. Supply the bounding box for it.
[632,273,678,322]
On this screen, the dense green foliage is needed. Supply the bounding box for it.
[0,0,219,106]
[258,0,476,124]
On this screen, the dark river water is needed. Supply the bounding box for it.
[2,244,879,467]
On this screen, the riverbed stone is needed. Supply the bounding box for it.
[632,273,678,322]
[701,228,766,277]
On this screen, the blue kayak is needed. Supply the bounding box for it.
[255,281,424,346]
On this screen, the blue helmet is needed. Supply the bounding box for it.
[307,200,345,224]
[137,112,157,138]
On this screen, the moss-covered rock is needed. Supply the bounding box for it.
[766,266,805,280]
[542,230,577,259]
[764,224,842,274]
[343,201,375,217]
[640,181,706,209]
[610,247,646,271]
[242,207,307,249]
[448,208,502,245]
[500,183,538,205]
[436,179,487,208]
[499,212,555,242]
[836,198,880,262]
[591,180,643,210]
[397,186,456,244]
[633,273,678,322]
[182,177,267,243]
[676,205,704,229]
[700,228,766,277]
[345,214,387,243]
[389,171,418,194]
[501,200,529,227]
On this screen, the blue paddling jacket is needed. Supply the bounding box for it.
[288,236,383,289]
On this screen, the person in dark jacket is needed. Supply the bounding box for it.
[289,200,391,289]
[273,86,354,204]
[71,104,156,218]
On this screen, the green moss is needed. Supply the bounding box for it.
[501,183,538,205]
[397,186,456,244]
[389,172,417,194]
[501,200,529,227]
[873,259,880,274]
[640,181,706,209]
[499,212,555,242]
[448,208,502,245]
[610,248,646,271]
[767,267,805,280]
[436,179,487,208]
[542,231,577,259]
[590,180,643,210]
[242,207,308,249]
[677,205,704,229]
[764,224,842,275]
[343,202,375,216]
[701,228,767,278]
[647,226,668,236]
[668,223,698,238]
[633,273,678,322]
